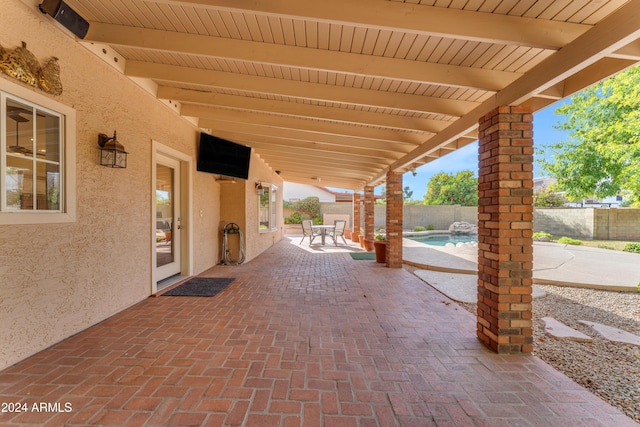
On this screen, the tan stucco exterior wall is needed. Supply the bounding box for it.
[0,2,277,369]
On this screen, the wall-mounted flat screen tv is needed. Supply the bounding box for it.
[197,133,251,180]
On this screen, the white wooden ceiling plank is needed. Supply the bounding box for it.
[180,6,208,34]
[292,19,307,47]
[195,9,220,36]
[240,12,264,41]
[579,0,628,25]
[279,17,297,45]
[267,16,285,44]
[499,47,540,72]
[217,10,242,38]
[305,21,319,49]
[155,4,185,32]
[350,27,368,54]
[340,25,356,53]
[438,39,470,65]
[458,42,491,67]
[206,10,232,38]
[360,28,379,55]
[553,0,589,22]
[416,37,445,62]
[254,15,274,43]
[328,24,343,51]
[537,1,571,20]
[316,22,330,50]
[462,0,487,11]
[382,31,406,58]
[394,33,419,59]
[492,0,520,16]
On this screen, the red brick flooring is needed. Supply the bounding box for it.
[0,237,637,426]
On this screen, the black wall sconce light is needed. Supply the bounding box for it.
[98,131,127,168]
[255,182,265,195]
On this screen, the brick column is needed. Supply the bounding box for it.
[477,106,534,354]
[385,172,403,268]
[353,193,361,235]
[364,186,375,241]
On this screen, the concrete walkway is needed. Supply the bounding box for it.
[404,239,640,292]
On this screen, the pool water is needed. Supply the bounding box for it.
[408,234,477,246]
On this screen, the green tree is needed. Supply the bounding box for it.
[423,170,478,206]
[538,65,640,206]
[533,186,566,207]
[403,186,413,201]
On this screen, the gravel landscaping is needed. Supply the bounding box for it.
[456,285,640,423]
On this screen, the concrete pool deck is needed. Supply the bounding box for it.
[403,239,640,300]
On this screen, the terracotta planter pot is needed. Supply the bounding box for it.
[374,240,387,263]
[358,234,365,248]
[364,239,375,252]
[344,228,352,239]
[351,232,360,243]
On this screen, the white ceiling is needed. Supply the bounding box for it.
[37,0,640,189]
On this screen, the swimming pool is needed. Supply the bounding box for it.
[407,233,477,246]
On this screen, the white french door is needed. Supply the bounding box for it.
[155,154,181,281]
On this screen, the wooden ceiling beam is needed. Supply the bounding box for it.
[157,86,455,133]
[198,119,418,154]
[88,23,519,91]
[150,0,589,49]
[191,106,429,145]
[210,131,404,160]
[131,62,479,117]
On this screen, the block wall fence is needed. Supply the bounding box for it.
[314,204,640,241]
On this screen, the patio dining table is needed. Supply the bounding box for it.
[311,225,335,245]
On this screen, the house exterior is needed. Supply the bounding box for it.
[0,2,283,370]
[283,182,336,203]
[534,177,627,207]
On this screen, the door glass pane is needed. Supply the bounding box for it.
[156,164,174,267]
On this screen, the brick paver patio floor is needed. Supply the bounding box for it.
[0,237,636,426]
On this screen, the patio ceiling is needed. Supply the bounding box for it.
[40,0,640,189]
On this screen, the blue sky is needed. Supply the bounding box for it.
[399,100,571,201]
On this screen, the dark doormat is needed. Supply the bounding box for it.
[349,252,376,260]
[162,277,235,296]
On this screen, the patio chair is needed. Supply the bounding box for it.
[329,219,347,245]
[300,220,321,245]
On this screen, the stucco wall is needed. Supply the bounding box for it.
[0,2,230,369]
[244,155,284,262]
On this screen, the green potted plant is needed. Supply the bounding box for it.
[373,231,387,263]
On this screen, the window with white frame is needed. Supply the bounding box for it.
[258,183,278,232]
[1,80,75,224]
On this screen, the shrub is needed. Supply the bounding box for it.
[426,224,434,231]
[623,242,640,253]
[533,231,552,239]
[285,211,303,224]
[414,226,426,232]
[557,236,582,245]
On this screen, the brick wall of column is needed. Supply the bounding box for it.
[385,172,403,268]
[477,106,534,354]
[353,193,361,234]
[364,186,375,241]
